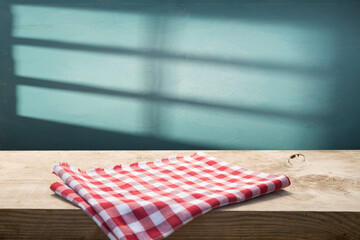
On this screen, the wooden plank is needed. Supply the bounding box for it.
[0,150,359,239]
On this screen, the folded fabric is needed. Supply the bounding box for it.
[50,152,291,240]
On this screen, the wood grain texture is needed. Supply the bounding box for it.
[0,150,359,239]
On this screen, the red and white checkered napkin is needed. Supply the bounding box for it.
[50,152,290,240]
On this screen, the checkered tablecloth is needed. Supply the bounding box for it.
[51,152,291,240]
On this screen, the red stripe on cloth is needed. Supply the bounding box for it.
[51,152,290,240]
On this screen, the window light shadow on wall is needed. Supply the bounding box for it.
[1,0,360,150]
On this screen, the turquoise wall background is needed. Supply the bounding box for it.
[1,0,360,150]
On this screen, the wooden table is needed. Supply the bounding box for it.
[0,151,359,239]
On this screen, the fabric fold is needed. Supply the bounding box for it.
[51,152,291,240]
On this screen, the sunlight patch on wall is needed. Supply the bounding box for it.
[164,16,335,68]
[13,45,146,93]
[11,5,148,49]
[17,85,147,134]
[160,60,334,117]
[157,103,329,149]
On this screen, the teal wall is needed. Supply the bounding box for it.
[1,0,360,150]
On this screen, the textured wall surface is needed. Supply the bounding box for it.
[1,0,360,150]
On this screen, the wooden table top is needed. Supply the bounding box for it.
[1,150,359,211]
[0,150,359,239]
